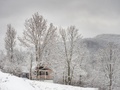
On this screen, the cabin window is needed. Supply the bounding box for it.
[40,71,44,75]
[46,72,48,75]
[39,71,48,75]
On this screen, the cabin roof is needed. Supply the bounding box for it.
[35,66,52,71]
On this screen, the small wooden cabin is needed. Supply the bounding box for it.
[32,66,53,80]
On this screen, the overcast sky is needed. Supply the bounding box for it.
[0,0,120,50]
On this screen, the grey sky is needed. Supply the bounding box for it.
[0,0,120,49]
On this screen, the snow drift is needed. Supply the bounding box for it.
[0,71,98,90]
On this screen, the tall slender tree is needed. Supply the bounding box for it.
[18,13,57,78]
[59,26,81,85]
[4,24,16,74]
[5,24,16,62]
[98,43,120,90]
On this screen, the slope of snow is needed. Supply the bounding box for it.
[0,71,98,90]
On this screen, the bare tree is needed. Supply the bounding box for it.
[59,26,81,85]
[98,42,120,90]
[29,53,33,80]
[5,24,16,62]
[75,43,88,86]
[18,13,56,78]
[0,50,5,70]
[4,24,16,74]
[14,49,27,76]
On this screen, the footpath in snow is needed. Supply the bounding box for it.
[0,71,98,90]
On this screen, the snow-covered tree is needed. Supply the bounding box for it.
[74,42,89,86]
[0,50,6,70]
[18,12,56,65]
[95,42,120,90]
[5,24,16,62]
[13,49,28,76]
[59,26,81,85]
[4,24,16,74]
[18,13,57,79]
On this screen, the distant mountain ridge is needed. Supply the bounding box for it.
[95,34,120,44]
[81,34,120,52]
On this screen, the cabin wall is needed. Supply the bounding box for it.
[32,70,53,80]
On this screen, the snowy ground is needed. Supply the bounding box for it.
[0,71,98,90]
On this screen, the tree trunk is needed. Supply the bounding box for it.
[68,63,71,85]
[35,45,39,80]
[109,64,112,90]
[29,54,33,80]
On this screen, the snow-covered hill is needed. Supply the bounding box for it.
[81,34,120,53]
[95,34,120,45]
[0,71,98,90]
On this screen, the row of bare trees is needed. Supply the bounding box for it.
[4,13,82,83]
[3,12,120,90]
